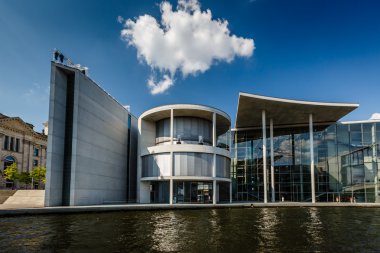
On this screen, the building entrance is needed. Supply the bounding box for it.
[173,181,213,203]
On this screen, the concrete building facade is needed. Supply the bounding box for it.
[45,62,137,206]
[45,61,379,206]
[0,113,47,187]
[138,104,232,204]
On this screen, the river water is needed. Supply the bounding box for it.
[0,207,379,252]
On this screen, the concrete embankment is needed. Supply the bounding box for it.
[1,202,380,216]
[0,190,44,210]
[0,190,16,204]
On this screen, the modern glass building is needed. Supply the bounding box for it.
[46,61,379,206]
[231,93,380,203]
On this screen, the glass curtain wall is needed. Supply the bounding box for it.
[173,181,213,203]
[217,131,230,150]
[337,122,380,202]
[155,117,213,145]
[150,181,170,203]
[271,131,312,202]
[231,130,265,201]
[231,121,380,203]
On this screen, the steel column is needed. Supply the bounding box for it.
[270,118,275,202]
[262,110,268,203]
[309,113,316,204]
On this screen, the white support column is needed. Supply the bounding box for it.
[211,111,217,203]
[262,110,268,204]
[212,112,216,147]
[170,109,174,145]
[372,124,379,202]
[169,109,174,205]
[270,118,275,202]
[213,153,216,204]
[232,131,237,204]
[309,113,316,204]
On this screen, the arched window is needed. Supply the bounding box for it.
[3,156,15,173]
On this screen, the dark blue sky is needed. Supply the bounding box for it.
[1,0,379,130]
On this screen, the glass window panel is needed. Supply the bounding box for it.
[350,123,361,132]
[181,152,187,175]
[191,118,197,140]
[172,117,212,144]
[156,118,171,144]
[174,152,213,176]
[190,152,194,175]
[142,153,170,177]
[362,123,372,133]
[175,153,180,176]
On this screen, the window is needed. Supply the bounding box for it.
[10,137,14,151]
[34,147,39,156]
[142,153,171,177]
[33,160,38,167]
[3,136,9,150]
[174,152,213,177]
[173,117,212,144]
[15,139,20,152]
[3,156,15,171]
[216,155,231,178]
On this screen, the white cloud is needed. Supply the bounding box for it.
[178,0,200,12]
[369,113,380,120]
[148,74,174,95]
[120,0,254,94]
[117,15,124,24]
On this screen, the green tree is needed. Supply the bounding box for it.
[18,172,32,185]
[31,166,46,189]
[3,163,18,182]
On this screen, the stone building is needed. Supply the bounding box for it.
[0,113,47,178]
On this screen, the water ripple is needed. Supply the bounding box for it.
[1,208,380,252]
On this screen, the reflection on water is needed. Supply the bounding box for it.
[304,208,323,249]
[257,208,279,251]
[208,209,221,247]
[1,208,380,252]
[151,211,181,252]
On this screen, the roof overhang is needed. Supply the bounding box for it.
[140,104,231,135]
[235,92,359,129]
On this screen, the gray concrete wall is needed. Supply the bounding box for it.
[45,62,137,206]
[45,65,68,206]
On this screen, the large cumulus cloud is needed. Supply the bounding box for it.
[119,0,254,94]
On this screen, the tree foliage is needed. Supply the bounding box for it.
[18,172,32,184]
[31,166,46,184]
[2,164,47,189]
[3,163,18,181]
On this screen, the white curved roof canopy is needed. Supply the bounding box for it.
[235,92,359,129]
[140,104,231,135]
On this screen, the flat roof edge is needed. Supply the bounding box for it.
[52,61,137,119]
[140,104,231,121]
[341,119,380,124]
[238,92,360,107]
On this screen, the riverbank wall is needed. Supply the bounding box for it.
[1,202,380,216]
